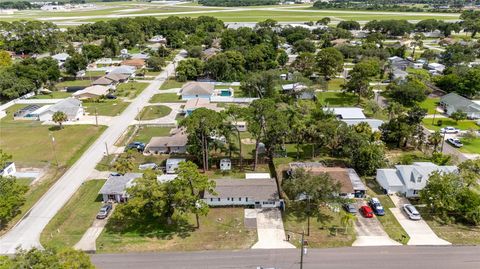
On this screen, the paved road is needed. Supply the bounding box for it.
[91,246,480,269]
[0,51,186,254]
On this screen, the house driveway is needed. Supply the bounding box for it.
[251,208,295,249]
[352,200,401,247]
[389,195,451,246]
[74,206,114,252]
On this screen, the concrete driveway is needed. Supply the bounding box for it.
[251,208,295,249]
[389,195,450,246]
[74,206,113,252]
[352,201,401,247]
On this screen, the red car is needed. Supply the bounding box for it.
[360,205,374,218]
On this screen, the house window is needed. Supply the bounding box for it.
[246,197,248,202]
[227,197,230,201]
[413,190,419,195]
[210,198,213,202]
[239,197,242,201]
[218,198,220,201]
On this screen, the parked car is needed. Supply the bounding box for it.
[440,126,459,134]
[105,93,117,99]
[343,203,357,214]
[360,205,374,218]
[110,172,121,177]
[126,141,145,152]
[139,162,158,170]
[446,138,463,148]
[403,204,421,220]
[368,197,385,216]
[96,204,112,219]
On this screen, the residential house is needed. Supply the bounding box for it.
[219,158,231,171]
[388,56,410,71]
[184,98,222,116]
[233,120,247,132]
[180,82,214,100]
[38,98,84,122]
[149,35,167,44]
[203,178,283,208]
[121,58,146,69]
[92,73,130,89]
[392,69,408,81]
[107,65,136,77]
[376,162,458,197]
[72,85,109,100]
[13,104,42,120]
[145,131,188,155]
[98,173,142,203]
[427,63,445,74]
[51,53,70,66]
[202,47,221,60]
[166,158,186,174]
[288,162,366,198]
[440,92,480,119]
[1,162,16,177]
[324,107,384,131]
[130,53,150,60]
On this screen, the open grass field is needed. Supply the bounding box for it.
[84,100,129,116]
[96,208,257,253]
[419,97,440,115]
[459,138,480,154]
[55,80,91,89]
[133,126,172,143]
[40,179,106,250]
[116,82,149,99]
[422,118,480,132]
[160,78,185,90]
[316,91,358,107]
[139,105,172,120]
[150,93,183,103]
[31,91,72,99]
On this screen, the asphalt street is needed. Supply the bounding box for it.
[91,246,480,269]
[0,51,186,254]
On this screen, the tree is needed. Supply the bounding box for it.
[176,58,204,81]
[411,33,424,60]
[291,52,316,77]
[224,105,247,169]
[340,211,356,234]
[450,110,467,123]
[205,51,245,81]
[458,159,480,187]
[342,58,380,103]
[317,17,331,25]
[6,248,95,269]
[428,131,442,152]
[460,10,480,37]
[0,50,12,67]
[64,53,87,76]
[239,70,278,98]
[351,143,386,176]
[293,39,316,53]
[146,56,165,72]
[82,44,103,61]
[52,111,68,129]
[113,152,135,175]
[277,49,288,66]
[337,20,360,30]
[388,78,428,107]
[316,47,344,87]
[283,168,341,203]
[0,174,28,228]
[172,161,216,228]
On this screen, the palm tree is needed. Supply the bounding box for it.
[411,33,424,60]
[340,211,357,234]
[52,111,67,129]
[428,131,442,153]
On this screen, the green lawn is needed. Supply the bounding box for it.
[316,91,358,107]
[419,97,440,115]
[132,126,172,143]
[84,100,129,116]
[283,206,355,248]
[55,80,91,89]
[149,93,183,103]
[40,179,106,250]
[97,208,257,253]
[459,138,480,154]
[422,118,480,132]
[144,70,161,76]
[139,105,172,120]
[31,91,72,99]
[327,78,345,91]
[116,82,149,99]
[85,71,107,77]
[160,78,185,90]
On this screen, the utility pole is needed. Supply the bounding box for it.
[49,133,58,167]
[105,141,109,156]
[300,231,305,269]
[432,109,437,125]
[307,196,311,236]
[440,130,447,153]
[95,106,98,126]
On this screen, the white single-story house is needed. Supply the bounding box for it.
[440,92,480,119]
[1,162,16,177]
[376,162,458,197]
[180,82,214,100]
[219,158,231,171]
[51,52,70,66]
[107,65,136,77]
[72,85,109,100]
[149,35,167,43]
[166,158,186,174]
[233,121,247,132]
[324,107,384,131]
[145,131,188,155]
[427,63,445,74]
[288,162,367,198]
[98,173,142,203]
[38,98,84,122]
[203,178,283,208]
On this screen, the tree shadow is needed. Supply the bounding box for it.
[48,125,61,131]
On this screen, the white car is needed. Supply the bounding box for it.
[403,204,421,220]
[440,126,459,134]
[446,138,463,148]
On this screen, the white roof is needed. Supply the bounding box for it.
[325,107,366,119]
[157,174,177,183]
[245,173,271,179]
[73,85,109,97]
[342,119,384,131]
[51,53,70,61]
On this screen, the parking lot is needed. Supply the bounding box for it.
[389,195,451,246]
[352,200,401,247]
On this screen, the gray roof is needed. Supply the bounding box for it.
[181,82,214,96]
[395,162,457,190]
[46,98,82,117]
[376,168,404,187]
[347,168,366,191]
[440,93,480,113]
[109,66,136,75]
[204,178,279,200]
[52,53,70,61]
[98,173,142,195]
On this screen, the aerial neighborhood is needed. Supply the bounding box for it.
[0,0,479,268]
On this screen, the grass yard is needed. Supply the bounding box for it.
[132,126,172,143]
[139,105,172,120]
[459,138,480,154]
[55,80,91,89]
[31,91,72,99]
[160,78,185,90]
[116,82,149,99]
[144,70,161,76]
[283,206,356,248]
[149,93,183,103]
[85,71,107,77]
[327,78,345,91]
[84,100,129,116]
[419,97,440,114]
[40,179,106,250]
[316,91,358,107]
[97,208,257,252]
[422,118,480,132]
